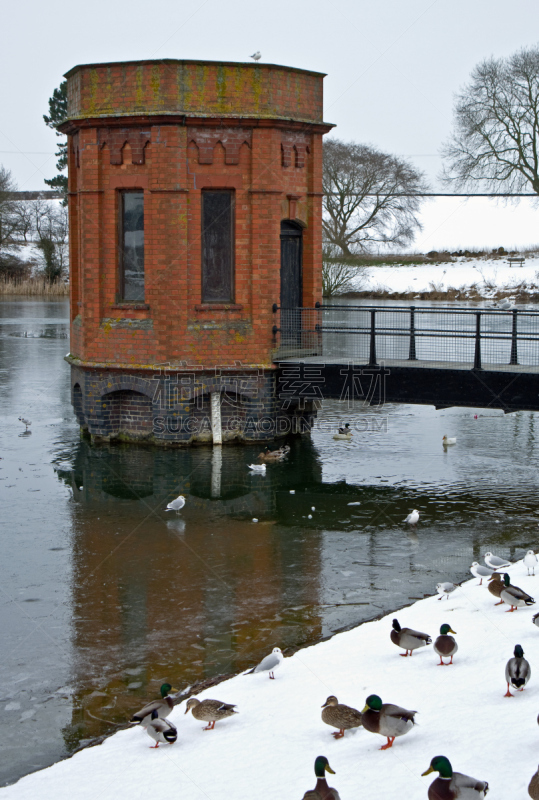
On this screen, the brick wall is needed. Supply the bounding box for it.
[62,59,332,444]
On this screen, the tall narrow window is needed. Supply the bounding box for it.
[202,190,234,303]
[120,191,144,302]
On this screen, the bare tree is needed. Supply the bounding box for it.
[322,245,364,296]
[442,45,539,194]
[0,166,22,252]
[32,198,69,282]
[323,139,430,256]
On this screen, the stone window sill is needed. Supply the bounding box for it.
[195,303,243,312]
[110,303,150,311]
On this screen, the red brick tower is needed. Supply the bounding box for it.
[61,59,333,444]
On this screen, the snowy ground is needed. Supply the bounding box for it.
[4,556,539,799]
[357,255,539,299]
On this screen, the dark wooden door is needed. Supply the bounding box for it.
[280,221,303,309]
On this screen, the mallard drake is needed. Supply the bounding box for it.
[321,695,362,739]
[390,618,432,657]
[404,509,420,525]
[505,644,531,696]
[524,550,538,575]
[470,562,494,585]
[184,697,237,730]
[484,552,511,570]
[422,755,488,799]
[487,572,505,604]
[434,624,458,665]
[500,572,535,612]
[130,683,177,726]
[245,646,283,679]
[145,713,177,748]
[302,756,341,800]
[529,765,539,799]
[361,694,416,750]
[533,611,539,628]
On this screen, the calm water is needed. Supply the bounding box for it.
[2,298,539,786]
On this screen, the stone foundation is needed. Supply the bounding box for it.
[69,361,316,446]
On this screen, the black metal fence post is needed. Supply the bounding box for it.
[369,310,377,366]
[510,309,518,365]
[473,312,482,370]
[408,305,417,361]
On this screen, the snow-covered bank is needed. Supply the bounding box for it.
[356,255,539,301]
[4,558,539,798]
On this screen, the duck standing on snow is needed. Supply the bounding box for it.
[484,552,511,570]
[470,562,494,585]
[245,646,283,679]
[145,713,178,748]
[524,550,538,575]
[434,624,458,665]
[361,694,416,750]
[405,509,420,526]
[422,755,489,799]
[302,756,341,800]
[321,695,362,739]
[505,644,531,696]
[390,618,432,657]
[184,697,238,730]
[130,683,177,725]
[500,573,535,612]
[442,435,457,446]
[487,572,505,605]
[436,582,457,600]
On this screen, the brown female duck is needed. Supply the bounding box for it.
[185,697,238,730]
[321,695,362,739]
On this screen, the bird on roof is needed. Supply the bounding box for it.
[165,495,185,513]
[244,646,283,679]
[250,51,261,61]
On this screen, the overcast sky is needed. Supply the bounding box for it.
[2,0,539,246]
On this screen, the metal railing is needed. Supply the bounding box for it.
[272,303,539,368]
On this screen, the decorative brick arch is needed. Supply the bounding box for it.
[188,127,252,165]
[98,375,155,400]
[97,127,151,165]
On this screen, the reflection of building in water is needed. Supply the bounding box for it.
[56,440,323,746]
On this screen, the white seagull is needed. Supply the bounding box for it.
[165,495,186,513]
[405,510,420,526]
[436,582,457,600]
[248,463,266,474]
[249,51,261,61]
[18,417,31,431]
[442,435,457,446]
[245,646,283,679]
[470,562,494,585]
[484,552,511,570]
[524,550,538,576]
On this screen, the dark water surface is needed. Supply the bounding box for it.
[2,298,539,786]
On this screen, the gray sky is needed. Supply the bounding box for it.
[2,0,539,246]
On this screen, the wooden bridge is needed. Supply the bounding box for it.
[273,303,539,413]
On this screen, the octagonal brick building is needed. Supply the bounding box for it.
[61,59,334,445]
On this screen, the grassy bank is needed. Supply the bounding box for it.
[0,277,69,296]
